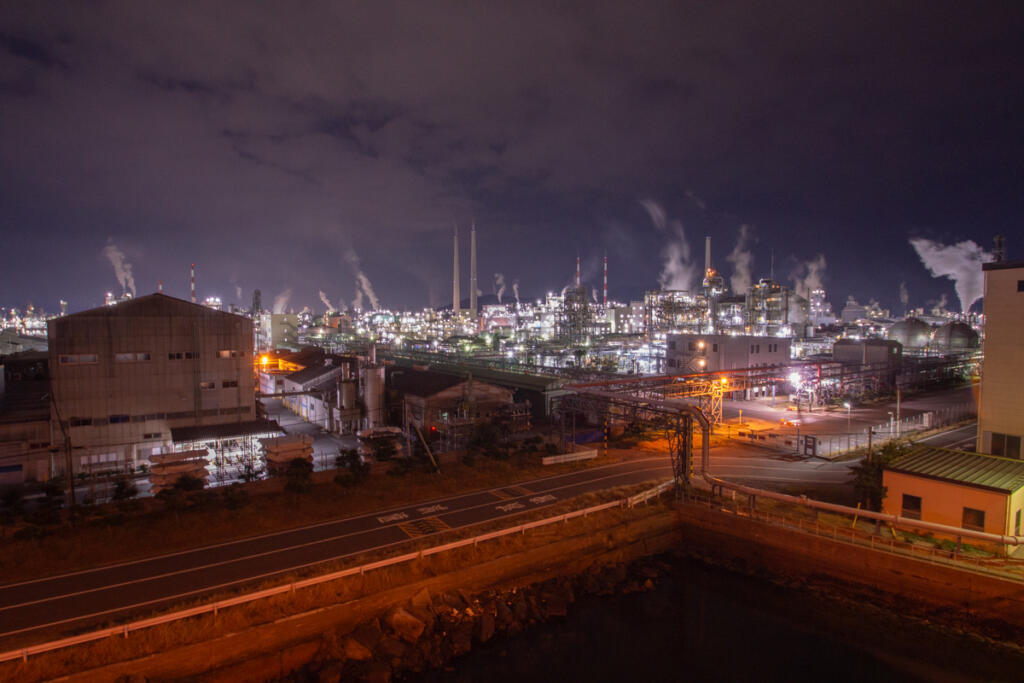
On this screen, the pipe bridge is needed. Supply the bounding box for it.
[556,389,709,487]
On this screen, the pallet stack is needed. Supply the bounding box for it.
[149,449,208,493]
[259,434,314,473]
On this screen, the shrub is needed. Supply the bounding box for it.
[284,458,314,495]
[222,483,250,510]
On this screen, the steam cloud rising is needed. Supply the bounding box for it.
[494,273,506,304]
[344,249,380,311]
[102,242,136,297]
[272,289,292,314]
[512,280,520,306]
[910,238,992,313]
[640,199,696,291]
[319,290,336,312]
[791,254,826,298]
[726,225,755,294]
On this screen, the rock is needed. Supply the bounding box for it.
[343,637,373,662]
[361,661,392,683]
[352,619,383,649]
[441,591,466,610]
[496,600,514,628]
[318,661,344,683]
[377,635,408,660]
[477,611,496,643]
[410,587,432,610]
[643,578,655,591]
[407,605,436,635]
[386,607,426,643]
[545,595,568,617]
[451,621,474,656]
[635,562,660,579]
[512,596,529,623]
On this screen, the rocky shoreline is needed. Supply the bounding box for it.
[279,557,668,683]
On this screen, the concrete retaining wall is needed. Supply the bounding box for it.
[674,503,1024,629]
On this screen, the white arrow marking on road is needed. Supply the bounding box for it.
[496,502,525,512]
[529,495,557,504]
[377,512,409,523]
[416,504,448,515]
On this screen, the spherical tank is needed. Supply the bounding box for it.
[887,317,932,348]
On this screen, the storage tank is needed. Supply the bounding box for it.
[886,317,931,349]
[360,366,385,429]
[930,321,980,351]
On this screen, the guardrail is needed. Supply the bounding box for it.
[0,479,676,664]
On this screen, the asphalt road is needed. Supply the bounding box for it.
[0,458,673,645]
[912,422,978,450]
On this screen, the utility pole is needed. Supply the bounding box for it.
[49,393,76,518]
[896,389,901,437]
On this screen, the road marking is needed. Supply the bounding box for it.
[376,512,409,524]
[416,504,448,515]
[529,494,557,504]
[0,457,668,592]
[398,517,450,538]
[496,502,526,512]
[0,464,673,627]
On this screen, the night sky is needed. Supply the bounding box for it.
[2,2,1022,315]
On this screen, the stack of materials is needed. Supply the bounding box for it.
[260,434,314,473]
[149,449,208,493]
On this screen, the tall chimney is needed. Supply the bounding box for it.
[452,226,461,313]
[603,253,608,306]
[704,236,711,275]
[470,222,478,315]
[190,263,196,303]
[576,255,581,288]
[158,280,163,293]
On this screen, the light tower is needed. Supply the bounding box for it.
[190,263,196,303]
[469,223,478,316]
[452,226,461,314]
[603,253,608,306]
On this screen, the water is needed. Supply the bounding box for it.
[414,554,1024,683]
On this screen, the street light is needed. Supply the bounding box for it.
[844,402,851,431]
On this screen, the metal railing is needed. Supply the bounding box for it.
[0,480,675,665]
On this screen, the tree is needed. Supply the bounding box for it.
[371,438,398,462]
[0,485,26,537]
[850,440,907,511]
[173,474,206,492]
[284,457,313,496]
[112,475,138,502]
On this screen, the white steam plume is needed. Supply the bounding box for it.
[512,280,520,306]
[272,289,291,314]
[791,254,826,298]
[640,199,696,291]
[318,290,336,312]
[235,285,243,300]
[726,224,755,294]
[592,288,599,303]
[494,273,506,303]
[910,238,992,313]
[898,281,909,309]
[102,242,136,297]
[299,305,311,316]
[344,249,380,310]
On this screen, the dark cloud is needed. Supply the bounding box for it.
[1,1,1023,313]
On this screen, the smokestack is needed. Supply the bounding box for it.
[704,236,711,275]
[453,226,461,313]
[190,263,196,303]
[158,280,163,293]
[470,223,478,315]
[603,253,608,306]
[994,234,1006,263]
[576,255,581,288]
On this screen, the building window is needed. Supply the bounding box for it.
[69,417,92,427]
[168,352,183,360]
[223,380,239,388]
[109,414,130,424]
[668,341,676,351]
[199,381,216,390]
[1018,279,1024,292]
[962,507,985,532]
[115,352,151,362]
[143,432,162,439]
[901,494,922,520]
[217,349,243,359]
[712,343,718,352]
[991,432,1022,459]
[755,344,760,353]
[59,353,98,365]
